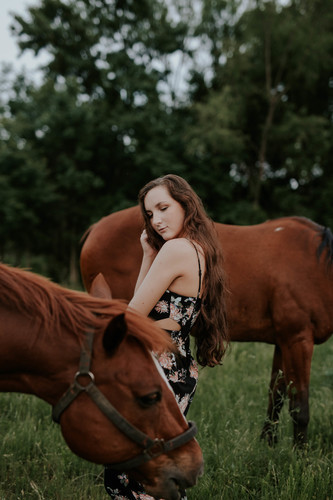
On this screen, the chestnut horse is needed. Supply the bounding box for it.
[80,205,333,447]
[0,262,203,499]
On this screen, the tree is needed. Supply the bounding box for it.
[3,0,197,278]
[11,0,195,201]
[0,70,55,269]
[2,0,333,280]
[185,0,333,222]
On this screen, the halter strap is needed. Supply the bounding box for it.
[52,329,198,470]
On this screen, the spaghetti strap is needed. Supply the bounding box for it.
[188,240,202,297]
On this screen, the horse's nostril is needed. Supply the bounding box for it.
[170,473,193,492]
[170,477,180,487]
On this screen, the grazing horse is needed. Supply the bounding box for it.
[80,205,333,447]
[0,262,203,499]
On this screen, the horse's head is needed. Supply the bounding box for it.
[58,274,203,499]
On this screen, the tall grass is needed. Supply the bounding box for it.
[1,339,332,499]
[189,340,333,500]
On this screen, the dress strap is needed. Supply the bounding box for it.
[188,240,202,298]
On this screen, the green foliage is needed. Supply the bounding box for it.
[2,0,194,280]
[1,0,333,280]
[0,340,332,498]
[188,0,333,212]
[186,87,247,163]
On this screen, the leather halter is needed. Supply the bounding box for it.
[52,329,197,469]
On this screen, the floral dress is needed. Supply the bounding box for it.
[152,290,201,416]
[104,242,202,500]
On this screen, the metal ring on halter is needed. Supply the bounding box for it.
[74,371,95,390]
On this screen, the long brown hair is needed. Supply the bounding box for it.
[138,174,229,367]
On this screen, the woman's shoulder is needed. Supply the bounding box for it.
[159,238,201,261]
[161,238,194,252]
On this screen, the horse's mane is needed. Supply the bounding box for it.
[80,223,95,246]
[285,215,323,231]
[0,263,172,353]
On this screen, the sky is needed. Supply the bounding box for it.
[0,0,43,74]
[1,0,292,73]
[0,0,189,96]
[0,0,192,100]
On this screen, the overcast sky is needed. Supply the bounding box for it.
[0,0,42,73]
[1,0,292,72]
[0,0,192,99]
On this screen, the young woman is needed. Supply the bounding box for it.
[104,174,229,499]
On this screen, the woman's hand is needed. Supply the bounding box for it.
[140,230,157,259]
[133,230,158,294]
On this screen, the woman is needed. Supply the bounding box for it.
[105,174,228,499]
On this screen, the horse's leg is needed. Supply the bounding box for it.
[261,345,287,445]
[280,335,314,447]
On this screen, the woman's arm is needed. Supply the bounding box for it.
[129,239,189,316]
[134,254,156,294]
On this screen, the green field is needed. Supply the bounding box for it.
[1,340,332,499]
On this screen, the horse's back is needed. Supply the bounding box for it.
[80,206,143,300]
[80,210,333,344]
[218,216,332,343]
[218,216,324,270]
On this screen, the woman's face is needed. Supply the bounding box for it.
[144,185,186,240]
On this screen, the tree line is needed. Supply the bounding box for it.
[0,0,332,284]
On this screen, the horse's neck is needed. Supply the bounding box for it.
[0,307,79,404]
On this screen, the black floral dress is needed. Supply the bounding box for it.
[104,243,202,500]
[151,289,201,415]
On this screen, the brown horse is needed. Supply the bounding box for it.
[80,205,333,447]
[0,262,203,499]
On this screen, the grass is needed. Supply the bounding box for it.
[1,339,332,499]
[188,340,333,500]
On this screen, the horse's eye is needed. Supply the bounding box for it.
[137,391,162,408]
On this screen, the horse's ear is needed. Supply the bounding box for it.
[103,313,127,355]
[90,273,112,299]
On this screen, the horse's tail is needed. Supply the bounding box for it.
[316,225,333,268]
